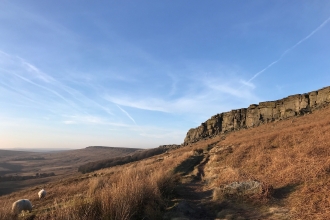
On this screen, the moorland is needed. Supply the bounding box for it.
[0,146,140,196]
[0,87,330,219]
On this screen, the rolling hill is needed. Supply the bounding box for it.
[0,146,140,196]
[0,86,330,219]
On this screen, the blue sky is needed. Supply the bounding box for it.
[1,1,330,149]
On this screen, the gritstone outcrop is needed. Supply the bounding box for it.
[183,86,330,145]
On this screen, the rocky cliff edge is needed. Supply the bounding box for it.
[183,86,330,145]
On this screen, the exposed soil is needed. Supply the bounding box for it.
[165,151,291,220]
[164,152,215,219]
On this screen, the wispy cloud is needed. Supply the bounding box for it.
[67,115,104,124]
[105,71,259,117]
[11,71,78,109]
[20,59,53,83]
[239,80,255,89]
[167,73,179,97]
[63,120,76,125]
[246,15,330,83]
[203,77,256,99]
[61,114,113,126]
[116,105,136,124]
[0,51,117,120]
[139,130,185,139]
[106,96,169,112]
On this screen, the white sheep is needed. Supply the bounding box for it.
[38,189,46,199]
[12,199,32,215]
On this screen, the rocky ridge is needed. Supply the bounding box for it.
[184,86,330,145]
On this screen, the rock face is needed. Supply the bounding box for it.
[184,86,330,145]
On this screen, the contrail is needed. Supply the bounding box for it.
[246,16,330,83]
[15,55,115,117]
[116,104,136,124]
[11,72,78,109]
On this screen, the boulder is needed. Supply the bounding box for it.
[215,180,273,200]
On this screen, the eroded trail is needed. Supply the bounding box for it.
[164,148,291,220]
[164,152,216,220]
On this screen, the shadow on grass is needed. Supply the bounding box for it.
[173,155,204,176]
[196,155,209,180]
[273,183,300,199]
[0,162,23,176]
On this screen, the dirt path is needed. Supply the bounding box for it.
[172,181,214,220]
[164,153,216,220]
[164,152,291,220]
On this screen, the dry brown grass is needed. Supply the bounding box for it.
[1,106,330,219]
[205,106,330,219]
[33,169,171,219]
[0,145,191,220]
[0,147,140,197]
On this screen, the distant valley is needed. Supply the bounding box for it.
[0,86,329,219]
[0,146,140,196]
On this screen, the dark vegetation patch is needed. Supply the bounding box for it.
[0,150,34,157]
[78,147,170,173]
[0,162,23,175]
[0,172,55,182]
[12,157,45,161]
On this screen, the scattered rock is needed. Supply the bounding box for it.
[215,180,273,200]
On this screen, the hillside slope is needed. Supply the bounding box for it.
[0,146,140,196]
[0,105,329,219]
